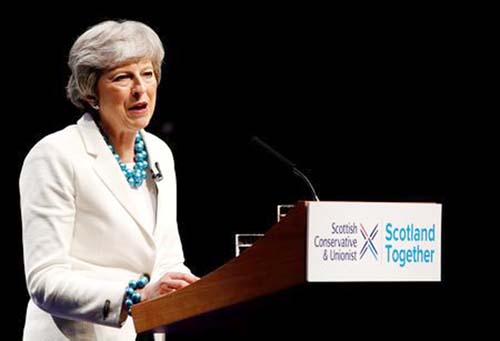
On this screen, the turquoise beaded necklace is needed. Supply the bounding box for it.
[105,132,149,188]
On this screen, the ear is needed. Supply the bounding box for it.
[85,95,99,110]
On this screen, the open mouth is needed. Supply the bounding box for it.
[129,102,148,110]
[129,102,148,114]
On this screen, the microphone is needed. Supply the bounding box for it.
[150,161,163,182]
[251,136,320,201]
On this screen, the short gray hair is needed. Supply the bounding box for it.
[66,20,165,109]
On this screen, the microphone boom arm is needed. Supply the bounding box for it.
[251,136,320,201]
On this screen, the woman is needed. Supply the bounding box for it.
[20,20,198,340]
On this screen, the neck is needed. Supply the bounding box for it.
[99,121,137,163]
[112,136,136,163]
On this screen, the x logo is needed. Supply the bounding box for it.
[360,223,378,260]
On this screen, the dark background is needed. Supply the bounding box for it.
[5,5,480,339]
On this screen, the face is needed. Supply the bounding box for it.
[95,59,158,134]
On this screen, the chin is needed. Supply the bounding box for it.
[132,115,152,130]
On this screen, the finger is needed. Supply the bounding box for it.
[168,272,200,283]
[158,279,190,294]
[166,279,193,290]
[158,282,178,294]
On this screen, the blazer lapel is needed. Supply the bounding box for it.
[140,131,163,237]
[77,114,155,244]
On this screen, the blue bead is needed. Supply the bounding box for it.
[135,141,144,152]
[128,280,137,289]
[125,298,133,308]
[137,277,147,288]
[132,292,141,303]
[126,287,134,297]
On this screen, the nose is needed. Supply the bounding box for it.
[131,80,146,99]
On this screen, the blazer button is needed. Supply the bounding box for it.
[103,299,111,319]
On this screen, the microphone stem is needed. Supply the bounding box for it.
[293,168,320,201]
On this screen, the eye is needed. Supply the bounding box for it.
[143,71,154,78]
[113,74,131,82]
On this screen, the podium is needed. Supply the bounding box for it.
[132,201,308,334]
[132,200,441,335]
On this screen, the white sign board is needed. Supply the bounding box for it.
[307,201,441,282]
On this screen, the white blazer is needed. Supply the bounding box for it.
[20,113,191,340]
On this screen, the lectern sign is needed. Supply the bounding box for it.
[307,202,441,282]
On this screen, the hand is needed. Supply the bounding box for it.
[139,272,199,301]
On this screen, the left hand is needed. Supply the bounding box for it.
[138,272,199,301]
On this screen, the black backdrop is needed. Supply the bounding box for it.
[5,5,477,339]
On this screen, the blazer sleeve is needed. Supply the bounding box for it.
[20,137,126,327]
